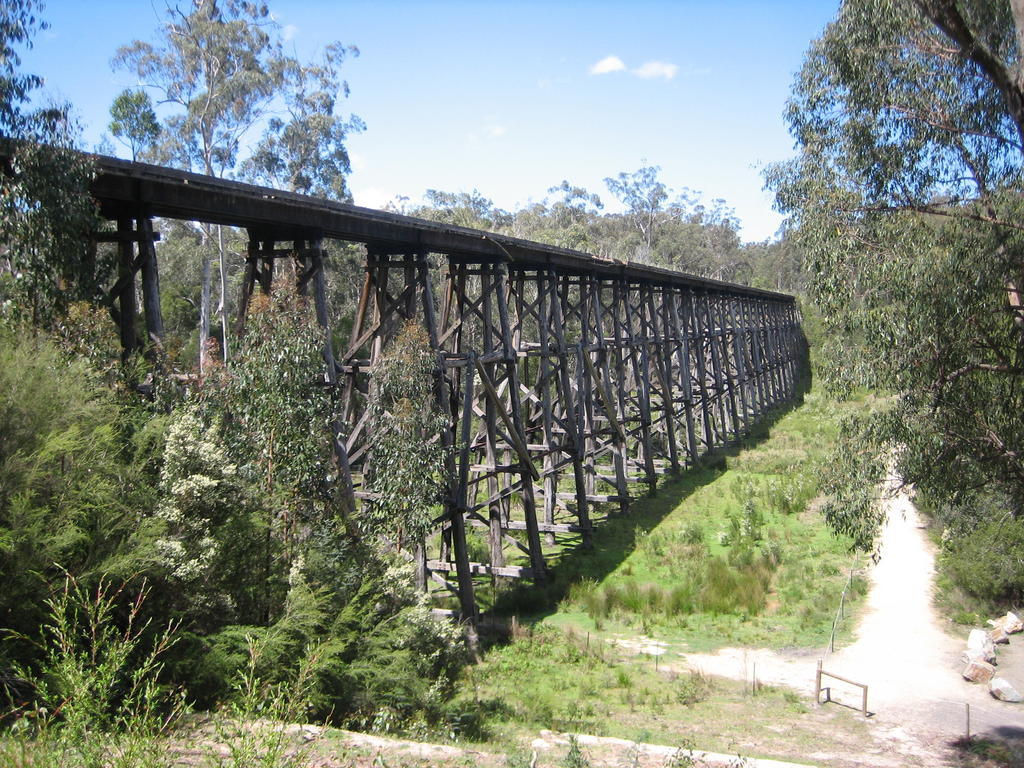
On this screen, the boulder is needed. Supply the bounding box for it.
[1005,612,1024,634]
[963,659,997,683]
[988,612,1024,635]
[990,677,1024,703]
[968,628,997,663]
[991,626,1011,645]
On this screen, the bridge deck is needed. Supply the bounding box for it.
[89,154,791,302]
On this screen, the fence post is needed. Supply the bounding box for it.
[815,659,822,703]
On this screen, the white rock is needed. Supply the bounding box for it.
[963,659,996,683]
[1005,612,1024,634]
[968,628,997,663]
[991,626,1011,645]
[990,677,1024,702]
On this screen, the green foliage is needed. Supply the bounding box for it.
[513,181,604,251]
[408,170,795,292]
[242,42,364,200]
[0,297,463,737]
[413,189,514,230]
[113,0,283,176]
[154,403,266,628]
[217,285,334,504]
[942,515,1024,603]
[2,574,183,768]
[108,88,159,161]
[0,2,103,327]
[674,669,712,708]
[601,165,742,275]
[769,0,1024,543]
[322,557,467,728]
[0,327,162,649]
[563,734,590,768]
[816,410,889,551]
[207,631,325,768]
[364,320,448,547]
[604,165,670,252]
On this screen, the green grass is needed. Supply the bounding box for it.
[488,389,871,650]
[452,623,874,764]
[435,389,882,764]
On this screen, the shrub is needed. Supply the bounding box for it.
[698,557,768,615]
[681,521,704,545]
[0,328,163,654]
[564,734,590,768]
[943,517,1024,603]
[674,668,712,707]
[2,574,183,768]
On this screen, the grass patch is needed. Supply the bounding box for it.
[515,389,873,650]
[950,736,1024,767]
[454,624,873,763]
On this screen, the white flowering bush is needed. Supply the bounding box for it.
[155,404,259,623]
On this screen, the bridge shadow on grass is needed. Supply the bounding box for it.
[483,385,811,635]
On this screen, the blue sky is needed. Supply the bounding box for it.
[23,1,839,242]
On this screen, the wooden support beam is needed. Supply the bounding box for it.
[581,349,626,444]
[452,353,478,622]
[427,560,533,579]
[494,262,547,581]
[115,217,138,359]
[137,216,164,354]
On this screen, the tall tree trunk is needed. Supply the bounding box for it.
[217,223,230,364]
[199,225,212,373]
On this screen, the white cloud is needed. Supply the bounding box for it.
[282,24,299,42]
[485,125,506,138]
[589,55,626,75]
[633,61,679,80]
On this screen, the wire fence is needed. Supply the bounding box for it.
[823,562,861,658]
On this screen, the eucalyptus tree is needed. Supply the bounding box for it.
[241,42,364,200]
[114,1,360,371]
[114,0,289,370]
[108,88,160,162]
[413,189,513,230]
[769,0,1024,546]
[603,164,669,260]
[529,180,604,251]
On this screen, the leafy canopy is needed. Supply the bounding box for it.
[769,0,1024,544]
[0,1,99,327]
[108,88,160,161]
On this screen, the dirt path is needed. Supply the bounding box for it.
[674,478,1024,762]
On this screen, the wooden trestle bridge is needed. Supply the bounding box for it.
[89,155,808,621]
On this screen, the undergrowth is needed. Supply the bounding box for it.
[0,574,345,767]
[454,623,851,760]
